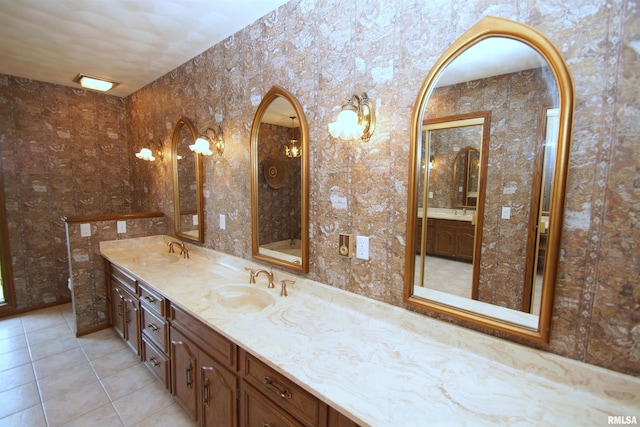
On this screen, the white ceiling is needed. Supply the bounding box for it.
[0,0,291,97]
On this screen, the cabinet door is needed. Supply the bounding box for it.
[433,227,456,257]
[122,290,140,356]
[171,327,199,422]
[110,285,125,340]
[455,227,475,261]
[200,351,238,427]
[328,407,360,427]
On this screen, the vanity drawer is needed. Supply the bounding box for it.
[142,335,170,390]
[170,304,237,370]
[242,351,324,427]
[111,265,136,293]
[138,281,166,317]
[242,382,304,427]
[141,305,168,353]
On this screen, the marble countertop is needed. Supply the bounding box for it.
[100,235,639,426]
[418,207,474,221]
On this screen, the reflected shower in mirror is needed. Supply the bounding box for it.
[405,17,575,343]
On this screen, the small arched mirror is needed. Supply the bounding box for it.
[405,17,574,343]
[172,116,204,243]
[250,86,309,272]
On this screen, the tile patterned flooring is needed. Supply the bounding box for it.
[0,303,195,426]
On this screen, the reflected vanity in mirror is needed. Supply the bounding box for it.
[405,16,574,342]
[250,86,309,272]
[172,116,204,243]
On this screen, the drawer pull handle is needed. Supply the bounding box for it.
[146,323,159,332]
[144,295,156,303]
[262,375,292,399]
[148,357,159,367]
[203,378,210,405]
[186,363,193,389]
[263,424,271,427]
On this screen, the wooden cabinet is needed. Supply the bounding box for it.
[420,218,474,263]
[170,303,238,427]
[328,407,360,427]
[241,351,327,427]
[106,263,140,356]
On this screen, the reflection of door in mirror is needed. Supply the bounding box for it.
[416,114,488,307]
[172,117,203,243]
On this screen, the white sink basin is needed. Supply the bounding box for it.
[210,285,275,313]
[135,253,180,265]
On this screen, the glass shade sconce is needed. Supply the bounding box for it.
[135,141,164,161]
[284,116,302,158]
[190,126,224,156]
[328,92,376,142]
[72,73,117,92]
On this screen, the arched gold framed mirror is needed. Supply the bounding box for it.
[172,116,204,243]
[404,16,574,343]
[250,86,309,272]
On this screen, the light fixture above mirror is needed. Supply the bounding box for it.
[190,126,224,156]
[328,92,376,142]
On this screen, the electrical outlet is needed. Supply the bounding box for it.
[356,236,369,260]
[192,215,198,226]
[338,233,353,258]
[117,221,126,234]
[219,214,226,230]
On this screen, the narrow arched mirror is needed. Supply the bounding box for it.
[250,86,309,272]
[172,116,204,243]
[405,17,574,343]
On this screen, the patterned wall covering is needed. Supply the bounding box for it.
[0,76,131,312]
[0,0,636,376]
[125,0,638,376]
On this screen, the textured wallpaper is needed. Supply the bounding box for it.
[1,0,637,376]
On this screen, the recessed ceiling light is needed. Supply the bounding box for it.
[73,74,118,92]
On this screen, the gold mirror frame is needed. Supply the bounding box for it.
[404,16,574,343]
[172,116,204,243]
[250,86,309,272]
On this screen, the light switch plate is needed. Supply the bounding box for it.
[117,221,126,234]
[192,215,198,226]
[501,206,511,219]
[80,223,91,237]
[219,214,226,230]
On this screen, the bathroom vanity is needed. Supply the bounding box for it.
[101,235,639,427]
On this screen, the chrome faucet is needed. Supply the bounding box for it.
[168,241,190,259]
[244,267,274,288]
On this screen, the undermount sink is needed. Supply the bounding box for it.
[135,252,180,265]
[210,285,275,313]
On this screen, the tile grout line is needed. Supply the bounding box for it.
[20,311,50,427]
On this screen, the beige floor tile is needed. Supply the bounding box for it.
[42,380,110,427]
[112,379,175,426]
[37,362,98,402]
[28,332,80,361]
[26,322,75,345]
[32,346,87,380]
[0,404,46,427]
[0,316,24,341]
[0,347,31,373]
[0,381,41,419]
[100,362,157,401]
[91,347,141,379]
[0,362,35,393]
[80,328,129,361]
[22,307,68,333]
[0,333,27,356]
[58,403,123,427]
[131,401,196,427]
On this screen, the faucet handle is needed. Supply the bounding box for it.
[180,245,190,259]
[280,280,294,297]
[244,267,256,284]
[167,242,175,253]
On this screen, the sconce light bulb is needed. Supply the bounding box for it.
[190,137,213,156]
[328,108,363,140]
[135,148,155,161]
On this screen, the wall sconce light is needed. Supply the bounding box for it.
[135,141,164,162]
[191,127,224,156]
[73,73,118,92]
[328,92,376,142]
[284,116,301,158]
